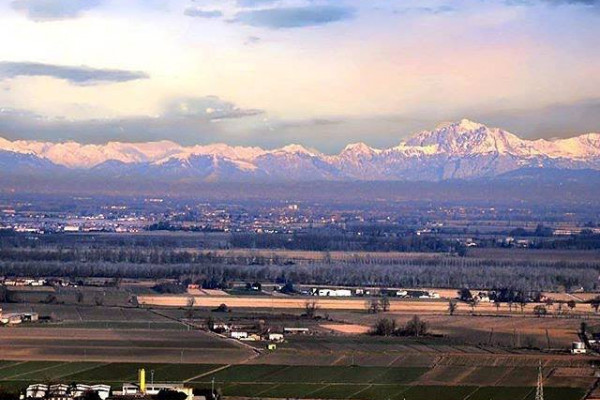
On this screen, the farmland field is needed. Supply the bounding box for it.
[0,361,591,398]
[0,328,254,364]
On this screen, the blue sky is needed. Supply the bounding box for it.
[0,0,598,151]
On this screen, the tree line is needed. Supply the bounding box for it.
[1,258,598,292]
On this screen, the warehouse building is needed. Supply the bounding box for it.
[24,383,110,400]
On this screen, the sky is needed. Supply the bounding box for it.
[0,0,598,152]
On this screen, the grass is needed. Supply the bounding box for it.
[0,362,591,400]
[198,365,429,385]
[36,321,186,330]
[526,387,587,400]
[468,387,533,400]
[198,365,284,383]
[13,362,103,381]
[310,384,370,399]
[62,363,145,382]
[258,383,326,398]
[0,362,61,380]
[401,386,477,400]
[350,384,410,400]
[219,383,275,396]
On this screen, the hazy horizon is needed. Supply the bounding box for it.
[0,0,599,152]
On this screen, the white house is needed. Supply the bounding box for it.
[312,288,352,297]
[268,333,284,342]
[230,331,248,339]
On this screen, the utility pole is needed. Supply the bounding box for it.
[535,360,544,400]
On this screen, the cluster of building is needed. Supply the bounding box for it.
[1,277,46,287]
[309,287,440,299]
[212,321,312,349]
[21,370,199,400]
[0,308,39,325]
[24,384,111,400]
[117,369,195,400]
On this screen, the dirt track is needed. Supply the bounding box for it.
[137,294,577,316]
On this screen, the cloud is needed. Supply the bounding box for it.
[505,0,599,7]
[394,6,456,15]
[232,5,355,29]
[236,0,279,8]
[0,62,149,85]
[0,96,265,145]
[11,0,102,21]
[244,36,261,45]
[543,0,599,4]
[183,7,223,18]
[476,98,600,139]
[165,96,264,120]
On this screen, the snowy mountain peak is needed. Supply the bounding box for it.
[1,120,599,181]
[276,144,319,156]
[406,119,527,156]
[341,142,378,155]
[456,118,486,131]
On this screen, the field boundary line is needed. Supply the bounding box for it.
[255,383,281,396]
[345,383,372,399]
[491,367,515,386]
[7,362,68,379]
[0,361,25,372]
[184,364,231,382]
[462,386,482,400]
[304,383,331,398]
[56,362,110,380]
[387,353,405,367]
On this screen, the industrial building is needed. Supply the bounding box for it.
[23,383,110,400]
[116,369,194,400]
[1,312,39,325]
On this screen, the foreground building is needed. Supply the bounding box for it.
[23,383,110,400]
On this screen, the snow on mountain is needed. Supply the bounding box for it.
[0,120,599,181]
[404,119,534,157]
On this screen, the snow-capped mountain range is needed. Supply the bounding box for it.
[1,119,599,181]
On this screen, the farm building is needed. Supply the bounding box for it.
[25,383,111,400]
[240,333,261,342]
[230,331,248,339]
[571,341,587,354]
[119,369,193,400]
[2,278,46,287]
[1,312,39,325]
[211,322,230,332]
[284,327,310,334]
[268,333,284,342]
[121,383,193,400]
[311,288,352,297]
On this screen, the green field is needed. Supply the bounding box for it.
[0,361,589,400]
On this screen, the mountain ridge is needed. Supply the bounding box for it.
[1,119,599,181]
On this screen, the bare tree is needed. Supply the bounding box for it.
[533,305,547,318]
[470,298,479,315]
[184,297,195,319]
[379,296,390,312]
[591,297,600,314]
[304,300,319,318]
[448,299,458,316]
[366,298,380,314]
